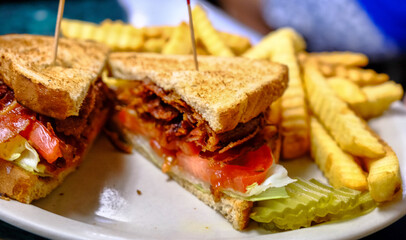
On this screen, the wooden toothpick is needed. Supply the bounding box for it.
[52,0,65,65]
[186,0,199,71]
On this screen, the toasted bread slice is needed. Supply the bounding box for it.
[108,52,288,133]
[0,34,109,119]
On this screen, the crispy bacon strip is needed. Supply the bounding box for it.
[200,134,265,162]
[0,84,15,113]
[116,81,265,161]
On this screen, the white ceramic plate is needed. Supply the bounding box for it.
[1,2,405,239]
[0,103,405,240]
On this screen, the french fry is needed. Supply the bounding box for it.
[266,126,282,164]
[270,34,310,159]
[100,19,141,34]
[297,52,308,66]
[192,5,234,57]
[115,26,144,51]
[196,47,210,55]
[162,22,192,55]
[61,19,144,51]
[310,117,368,191]
[100,20,133,50]
[304,61,385,158]
[309,52,369,67]
[61,18,97,40]
[363,139,401,202]
[265,99,282,125]
[195,39,210,55]
[327,77,367,105]
[351,81,404,119]
[337,65,389,86]
[141,26,174,40]
[141,26,163,38]
[142,38,166,53]
[264,100,282,163]
[243,28,306,59]
[318,62,389,86]
[219,32,251,55]
[317,61,336,77]
[160,26,176,41]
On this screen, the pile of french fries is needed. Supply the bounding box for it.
[61,5,403,203]
[61,6,251,56]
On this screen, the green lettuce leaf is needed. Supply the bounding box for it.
[1,135,47,175]
[224,186,289,201]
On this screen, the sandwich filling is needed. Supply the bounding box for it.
[112,80,294,199]
[0,80,111,176]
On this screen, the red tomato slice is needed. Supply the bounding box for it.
[21,121,62,164]
[0,103,36,143]
[177,144,273,193]
[1,96,62,164]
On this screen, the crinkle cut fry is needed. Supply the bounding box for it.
[192,5,234,57]
[162,22,192,55]
[317,62,389,86]
[61,18,144,51]
[303,61,385,159]
[362,130,402,202]
[308,51,369,67]
[310,117,368,191]
[243,28,306,59]
[352,81,404,119]
[270,33,310,159]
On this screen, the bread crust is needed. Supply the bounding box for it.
[0,160,75,204]
[0,34,109,119]
[108,52,288,133]
[169,173,253,230]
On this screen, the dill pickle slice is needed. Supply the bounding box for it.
[251,178,376,232]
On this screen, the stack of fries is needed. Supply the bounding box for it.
[60,5,403,203]
[303,60,402,202]
[61,7,251,56]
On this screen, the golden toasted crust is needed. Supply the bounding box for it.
[0,107,109,203]
[0,34,109,119]
[108,52,288,133]
[0,160,75,203]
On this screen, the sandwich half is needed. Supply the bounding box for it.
[106,52,294,230]
[0,34,112,203]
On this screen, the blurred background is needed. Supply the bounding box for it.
[0,0,405,239]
